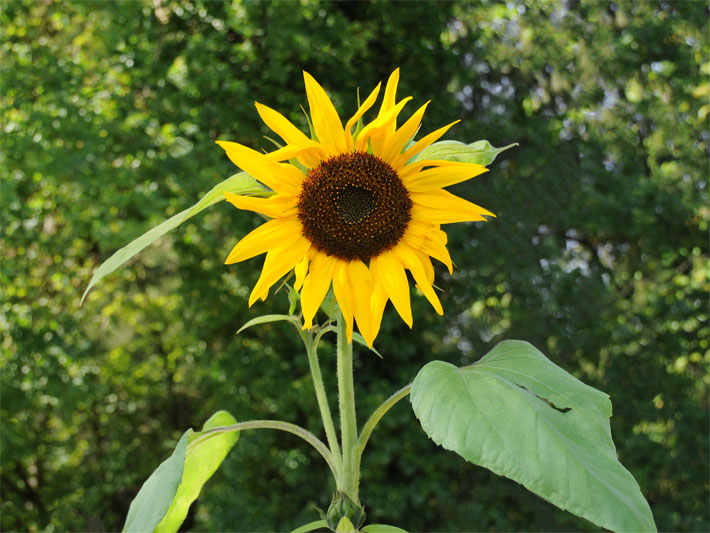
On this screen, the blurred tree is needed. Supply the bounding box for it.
[1,0,707,532]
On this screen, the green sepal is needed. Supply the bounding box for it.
[413,139,517,166]
[288,285,301,315]
[325,492,365,532]
[301,104,318,142]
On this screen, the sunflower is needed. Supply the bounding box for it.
[217,69,493,346]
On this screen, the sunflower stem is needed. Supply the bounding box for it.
[336,309,359,501]
[299,328,343,488]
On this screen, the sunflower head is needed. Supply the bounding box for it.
[217,69,494,346]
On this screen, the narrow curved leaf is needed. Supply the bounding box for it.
[237,314,296,334]
[413,140,517,166]
[82,172,267,303]
[122,411,240,533]
[410,340,656,532]
[352,333,383,358]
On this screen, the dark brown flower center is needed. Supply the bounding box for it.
[297,152,411,262]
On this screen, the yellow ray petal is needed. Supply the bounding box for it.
[393,243,443,315]
[409,228,453,274]
[370,280,388,342]
[301,253,337,328]
[371,251,413,327]
[255,101,312,146]
[224,191,297,218]
[403,163,488,192]
[303,71,347,156]
[344,82,381,151]
[216,140,302,196]
[379,68,400,120]
[355,97,412,153]
[263,143,325,165]
[392,120,460,168]
[249,237,311,305]
[225,216,302,264]
[348,260,376,347]
[294,254,310,291]
[380,101,430,163]
[411,189,495,224]
[332,260,355,341]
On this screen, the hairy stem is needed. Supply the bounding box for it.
[336,310,359,500]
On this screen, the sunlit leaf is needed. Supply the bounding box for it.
[410,340,656,532]
[122,411,240,533]
[413,140,517,166]
[82,173,267,303]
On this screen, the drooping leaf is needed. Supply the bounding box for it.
[122,432,188,533]
[122,411,240,533]
[290,520,328,533]
[237,314,296,334]
[410,340,656,532]
[155,411,240,532]
[82,172,267,303]
[413,140,517,166]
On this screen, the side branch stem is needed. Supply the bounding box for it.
[198,420,339,484]
[299,329,343,485]
[353,384,411,491]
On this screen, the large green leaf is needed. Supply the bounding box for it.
[410,340,656,532]
[123,411,240,533]
[82,172,267,303]
[413,140,517,166]
[122,432,188,533]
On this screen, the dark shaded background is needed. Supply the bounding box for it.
[2,1,708,531]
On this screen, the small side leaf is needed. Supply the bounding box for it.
[237,314,296,334]
[410,340,656,532]
[155,411,240,532]
[122,411,240,533]
[290,520,328,533]
[361,524,409,533]
[413,140,517,166]
[82,172,268,303]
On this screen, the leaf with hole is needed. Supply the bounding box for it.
[410,340,656,532]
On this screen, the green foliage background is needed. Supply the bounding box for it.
[2,1,708,531]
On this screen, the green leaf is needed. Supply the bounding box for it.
[290,520,328,533]
[122,432,188,533]
[361,524,409,533]
[237,314,296,334]
[413,140,517,166]
[155,411,239,532]
[82,172,268,304]
[410,340,656,532]
[122,411,239,533]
